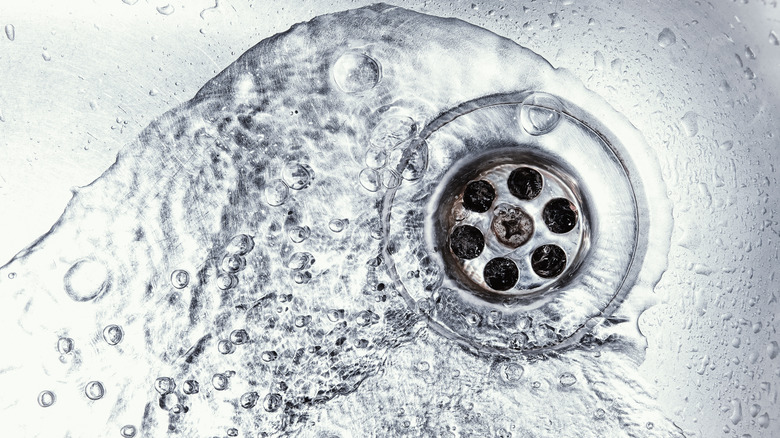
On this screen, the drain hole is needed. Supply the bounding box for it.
[483,257,519,291]
[491,204,533,248]
[449,225,485,260]
[543,198,578,234]
[531,244,567,278]
[507,167,543,200]
[462,180,495,213]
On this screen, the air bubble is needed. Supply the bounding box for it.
[85,381,105,400]
[293,271,312,284]
[328,218,348,233]
[102,324,124,345]
[449,225,485,260]
[261,350,278,362]
[287,252,315,271]
[507,167,543,200]
[519,93,562,136]
[64,259,110,302]
[365,146,387,168]
[288,225,311,243]
[120,425,137,437]
[170,269,189,289]
[218,339,236,354]
[282,163,313,190]
[369,116,417,149]
[543,198,578,233]
[359,168,381,192]
[559,372,577,387]
[226,234,254,255]
[332,52,381,93]
[182,379,199,395]
[483,258,519,291]
[531,245,567,278]
[221,254,246,273]
[57,337,74,354]
[381,169,402,189]
[227,428,239,437]
[263,393,283,412]
[230,329,249,345]
[154,377,175,395]
[212,373,228,391]
[499,363,524,382]
[37,390,55,407]
[463,180,495,213]
[216,273,238,290]
[400,139,428,181]
[264,179,289,206]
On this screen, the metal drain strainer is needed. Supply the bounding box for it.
[385,91,662,353]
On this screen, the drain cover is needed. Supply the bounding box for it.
[386,91,666,353]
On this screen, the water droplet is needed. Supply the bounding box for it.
[5,24,15,41]
[264,179,289,206]
[227,428,239,437]
[328,218,348,233]
[261,350,278,362]
[7,272,15,279]
[170,269,189,289]
[121,0,139,4]
[282,163,313,190]
[768,341,779,359]
[154,377,175,395]
[594,408,606,420]
[263,393,283,412]
[148,88,159,96]
[288,225,311,243]
[757,412,770,428]
[57,337,74,354]
[770,31,779,46]
[102,324,124,345]
[645,422,654,430]
[212,373,228,391]
[221,253,246,273]
[227,234,254,255]
[548,13,561,28]
[199,0,219,19]
[749,403,761,417]
[230,329,249,345]
[64,259,110,302]
[286,252,316,272]
[519,93,562,136]
[85,381,105,400]
[156,4,175,15]
[41,50,51,61]
[216,273,238,290]
[182,379,199,394]
[657,28,676,47]
[359,168,381,192]
[744,45,756,59]
[680,111,699,137]
[559,372,577,387]
[37,390,55,407]
[332,51,381,93]
[218,339,235,354]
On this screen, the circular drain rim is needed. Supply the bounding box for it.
[383,90,655,354]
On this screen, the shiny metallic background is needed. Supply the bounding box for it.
[1,1,779,436]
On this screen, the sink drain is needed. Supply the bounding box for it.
[385,90,666,353]
[442,158,588,295]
